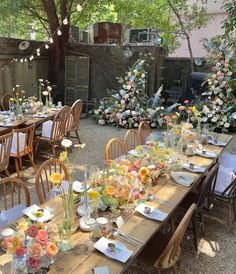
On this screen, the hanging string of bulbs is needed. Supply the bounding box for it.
[10,3,83,64]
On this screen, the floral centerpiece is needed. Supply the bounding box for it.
[10,85,25,117]
[38,79,53,108]
[3,221,58,273]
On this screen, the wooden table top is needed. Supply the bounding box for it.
[0,133,232,274]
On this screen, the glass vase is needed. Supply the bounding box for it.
[11,254,28,274]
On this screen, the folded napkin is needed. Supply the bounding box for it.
[94,266,109,274]
[0,204,26,229]
[23,204,51,222]
[208,139,227,147]
[170,171,196,187]
[135,203,168,221]
[93,237,133,263]
[195,150,217,158]
[182,163,206,173]
[42,120,53,138]
[11,132,26,154]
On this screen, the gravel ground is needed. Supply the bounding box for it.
[9,118,236,274]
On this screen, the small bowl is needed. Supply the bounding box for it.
[202,150,206,155]
[108,242,116,252]
[189,163,195,169]
[144,206,151,214]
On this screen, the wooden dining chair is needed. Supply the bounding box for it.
[10,124,37,177]
[0,177,30,209]
[0,132,13,176]
[105,137,127,161]
[35,106,70,157]
[138,121,151,145]
[124,129,140,151]
[180,163,220,252]
[1,94,12,111]
[138,203,196,274]
[65,99,83,143]
[214,177,236,233]
[35,158,69,204]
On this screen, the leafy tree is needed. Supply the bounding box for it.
[222,0,236,49]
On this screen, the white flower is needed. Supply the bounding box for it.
[74,143,86,149]
[121,100,125,105]
[202,117,208,122]
[160,106,164,110]
[98,119,105,125]
[141,73,145,78]
[94,109,99,115]
[38,79,43,82]
[211,117,217,122]
[61,139,73,148]
[116,113,123,119]
[134,123,138,127]
[47,86,52,92]
[128,72,131,76]
[227,71,232,76]
[151,122,156,127]
[42,91,48,96]
[224,123,230,128]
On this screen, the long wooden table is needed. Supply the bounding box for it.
[0,133,232,274]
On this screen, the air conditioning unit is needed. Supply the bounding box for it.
[70,26,80,43]
[79,30,89,43]
[126,28,154,44]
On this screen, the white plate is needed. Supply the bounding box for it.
[72,181,84,192]
[208,139,227,147]
[23,204,51,222]
[170,171,196,187]
[182,163,206,173]
[195,150,217,158]
[135,203,168,221]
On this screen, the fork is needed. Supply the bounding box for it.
[154,195,172,207]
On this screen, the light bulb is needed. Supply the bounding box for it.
[76,4,82,11]
[30,55,34,61]
[49,37,54,44]
[20,59,23,63]
[45,44,49,49]
[57,29,62,36]
[24,58,27,62]
[63,18,68,25]
[37,52,40,56]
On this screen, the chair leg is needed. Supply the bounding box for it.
[171,265,177,274]
[5,168,10,177]
[28,153,37,172]
[51,143,56,157]
[192,212,199,254]
[75,130,81,144]
[199,211,205,236]
[19,157,23,170]
[34,139,39,154]
[14,158,20,177]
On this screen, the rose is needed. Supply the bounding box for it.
[27,225,39,238]
[46,242,58,257]
[183,100,189,104]
[28,242,44,260]
[36,229,48,245]
[16,246,26,257]
[27,257,40,269]
[61,138,72,148]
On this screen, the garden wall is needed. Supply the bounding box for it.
[0,37,49,98]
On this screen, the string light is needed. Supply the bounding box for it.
[76,4,82,12]
[49,37,54,44]
[24,58,28,62]
[57,29,62,36]
[20,59,24,63]
[45,44,49,49]
[63,17,68,25]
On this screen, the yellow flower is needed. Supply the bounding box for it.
[50,172,63,185]
[139,167,149,177]
[174,129,180,135]
[59,151,67,161]
[18,220,28,231]
[172,114,177,120]
[105,185,116,195]
[140,175,148,184]
[88,190,99,199]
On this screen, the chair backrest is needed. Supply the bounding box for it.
[69,99,83,131]
[0,132,13,172]
[156,203,196,268]
[220,177,236,198]
[198,163,220,210]
[35,158,69,204]
[11,124,35,156]
[105,137,127,161]
[1,94,12,111]
[138,121,151,145]
[0,177,30,209]
[50,106,70,141]
[124,129,140,151]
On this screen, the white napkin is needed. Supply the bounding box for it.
[0,204,26,229]
[208,139,227,147]
[93,237,133,263]
[42,120,53,138]
[10,132,26,154]
[94,267,109,274]
[23,204,51,222]
[195,150,217,158]
[170,171,196,187]
[182,163,206,173]
[135,203,168,221]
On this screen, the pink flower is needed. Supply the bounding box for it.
[164,116,172,121]
[27,225,39,238]
[127,85,132,90]
[27,257,40,269]
[217,71,221,75]
[36,229,48,245]
[184,100,189,104]
[28,242,44,260]
[16,246,26,257]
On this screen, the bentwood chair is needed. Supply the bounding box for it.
[105,137,127,161]
[124,129,140,151]
[180,163,219,252]
[10,124,37,177]
[138,121,151,145]
[0,132,13,176]
[1,94,12,111]
[0,177,30,209]
[138,203,196,274]
[65,99,83,143]
[214,177,236,233]
[35,158,69,204]
[35,106,70,157]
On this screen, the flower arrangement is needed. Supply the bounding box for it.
[3,221,58,272]
[9,85,25,116]
[38,79,53,107]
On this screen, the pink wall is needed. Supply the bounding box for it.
[171,13,227,58]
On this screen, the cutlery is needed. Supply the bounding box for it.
[117,234,139,247]
[147,194,172,207]
[119,231,144,245]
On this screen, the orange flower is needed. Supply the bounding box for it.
[178,105,185,110]
[126,173,133,181]
[105,186,116,195]
[120,187,129,200]
[28,242,44,260]
[50,172,63,185]
[189,132,194,139]
[174,129,180,135]
[103,189,109,196]
[140,175,148,184]
[7,236,22,255]
[46,242,58,257]
[139,167,149,177]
